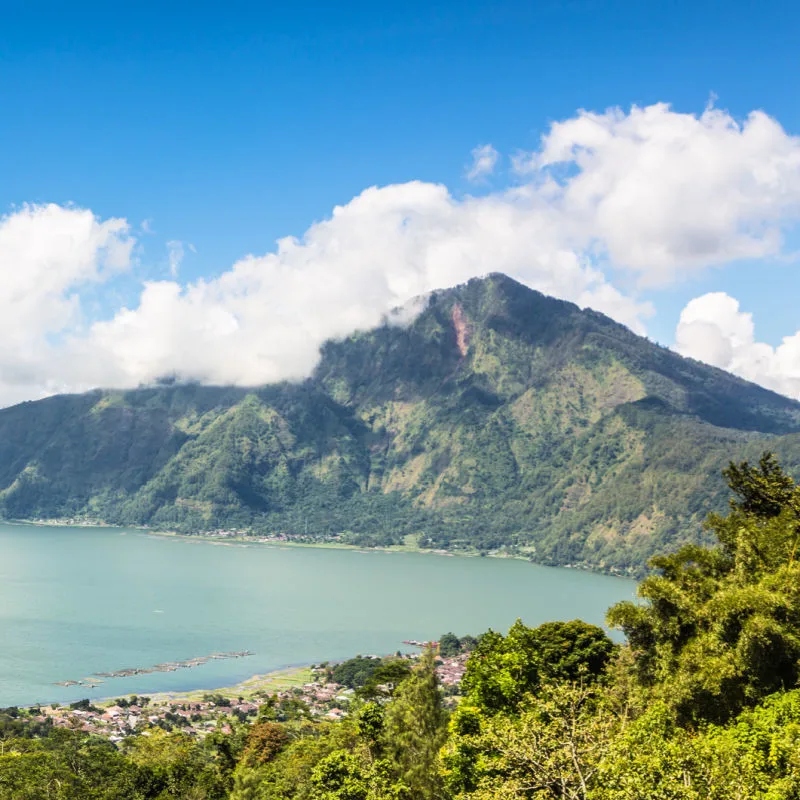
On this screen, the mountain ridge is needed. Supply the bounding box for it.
[1,273,799,574]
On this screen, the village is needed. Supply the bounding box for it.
[24,651,469,744]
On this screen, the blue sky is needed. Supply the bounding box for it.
[1,0,800,404]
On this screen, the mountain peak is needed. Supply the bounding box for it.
[0,273,799,575]
[413,273,799,435]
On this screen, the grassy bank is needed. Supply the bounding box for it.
[100,664,316,707]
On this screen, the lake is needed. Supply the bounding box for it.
[0,523,637,707]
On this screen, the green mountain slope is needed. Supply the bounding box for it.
[2,274,800,574]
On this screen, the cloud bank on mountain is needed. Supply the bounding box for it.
[675,292,800,399]
[2,102,800,405]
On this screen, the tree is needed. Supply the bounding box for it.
[608,452,800,724]
[311,752,370,800]
[0,730,144,800]
[591,703,705,800]
[382,649,448,799]
[356,702,385,761]
[594,689,800,800]
[700,688,800,799]
[438,633,462,658]
[124,728,229,798]
[357,661,412,700]
[310,750,409,800]
[443,681,617,800]
[330,657,385,689]
[230,718,361,800]
[240,720,290,767]
[461,620,615,715]
[723,452,799,519]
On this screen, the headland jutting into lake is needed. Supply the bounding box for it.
[54,650,255,688]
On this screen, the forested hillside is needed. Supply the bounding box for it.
[2,273,800,573]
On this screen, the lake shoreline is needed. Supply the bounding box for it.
[101,662,318,706]
[9,516,625,576]
[1,519,636,707]
[11,515,537,561]
[19,662,315,710]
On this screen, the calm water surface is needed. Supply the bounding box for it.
[0,523,637,706]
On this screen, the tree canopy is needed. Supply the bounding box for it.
[608,451,800,723]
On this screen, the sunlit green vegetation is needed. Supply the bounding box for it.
[5,452,800,798]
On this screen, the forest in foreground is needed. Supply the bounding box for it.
[3,452,800,799]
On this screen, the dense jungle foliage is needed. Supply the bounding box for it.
[4,453,800,798]
[2,274,800,572]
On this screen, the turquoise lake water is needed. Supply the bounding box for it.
[0,523,637,706]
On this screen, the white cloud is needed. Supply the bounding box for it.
[0,204,132,405]
[466,144,499,181]
[2,102,800,405]
[82,181,650,389]
[675,293,800,399]
[166,240,184,278]
[517,103,800,286]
